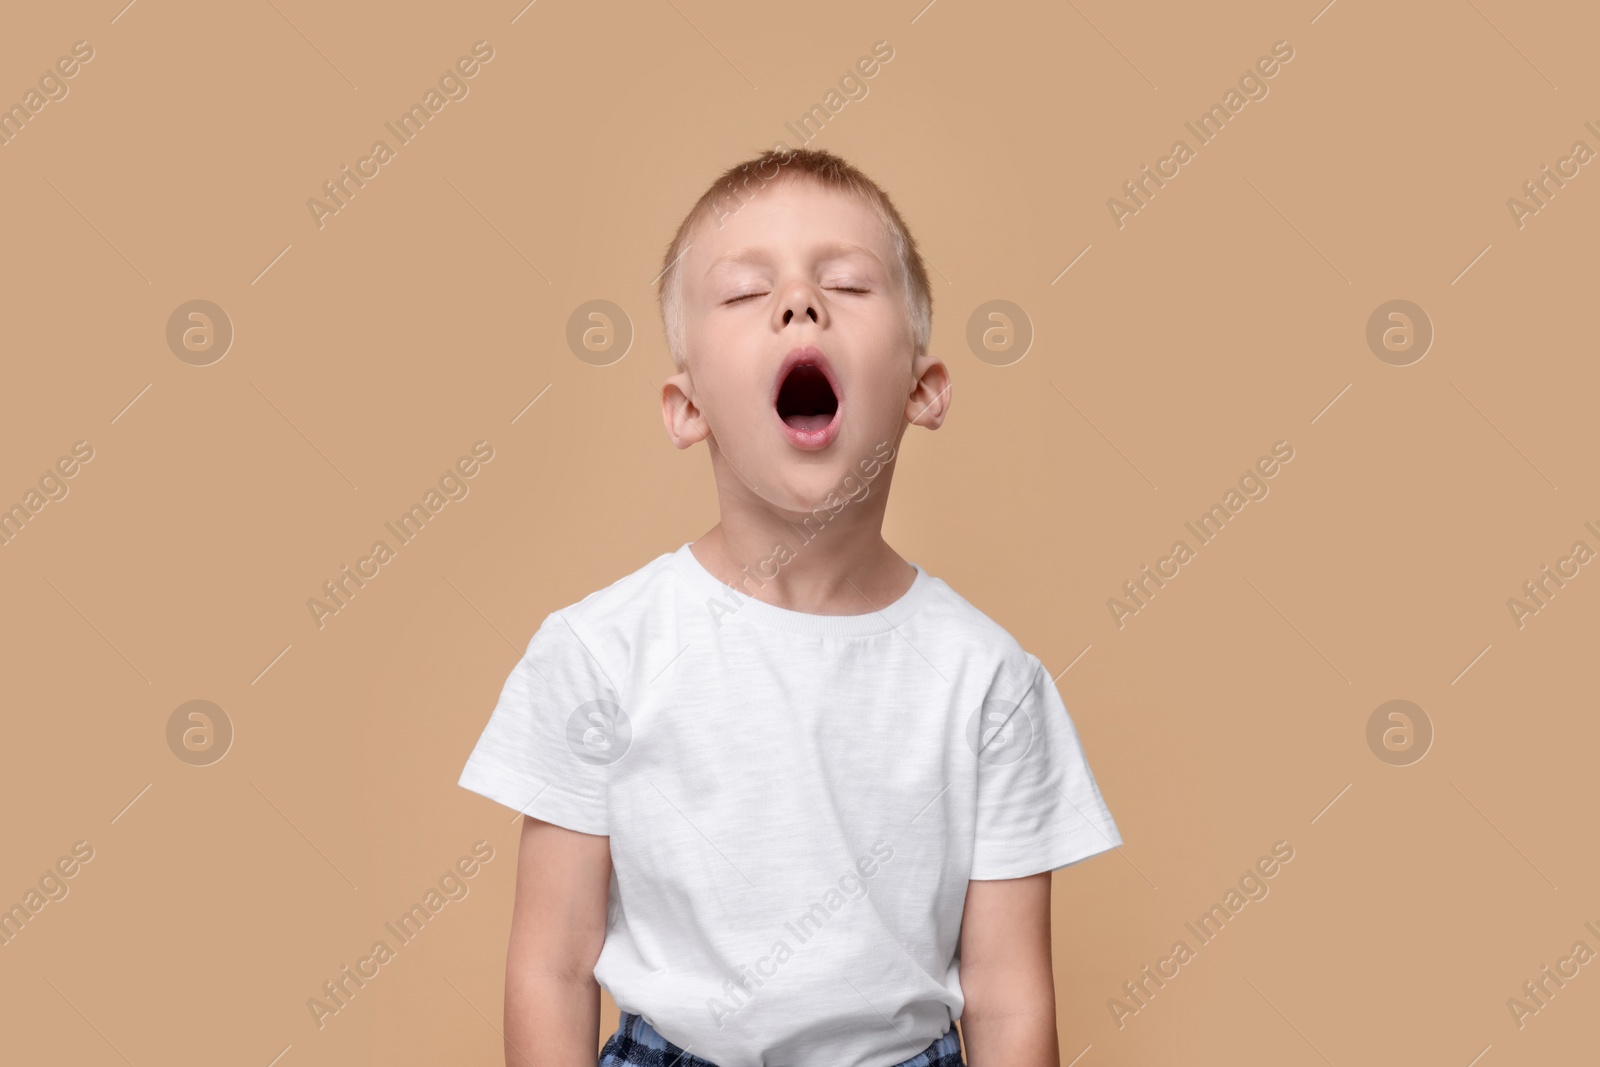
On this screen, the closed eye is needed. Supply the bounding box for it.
[723,286,867,305]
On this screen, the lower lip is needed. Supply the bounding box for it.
[776,409,841,451]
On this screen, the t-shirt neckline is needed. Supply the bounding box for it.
[668,541,933,637]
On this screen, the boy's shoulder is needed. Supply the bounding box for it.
[538,544,681,643]
[916,569,1043,670]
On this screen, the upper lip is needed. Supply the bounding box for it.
[772,346,843,410]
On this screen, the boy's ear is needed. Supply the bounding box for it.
[660,370,711,449]
[904,355,951,430]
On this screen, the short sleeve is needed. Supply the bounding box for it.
[457,611,618,835]
[970,655,1122,880]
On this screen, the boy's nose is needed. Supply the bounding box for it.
[775,279,826,330]
[782,305,818,326]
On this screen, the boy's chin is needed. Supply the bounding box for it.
[761,468,862,517]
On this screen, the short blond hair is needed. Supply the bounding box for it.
[655,147,933,372]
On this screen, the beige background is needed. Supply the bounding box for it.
[2,1,1596,1064]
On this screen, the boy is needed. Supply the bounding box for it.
[458,148,1122,1067]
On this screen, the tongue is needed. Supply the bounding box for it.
[784,413,833,432]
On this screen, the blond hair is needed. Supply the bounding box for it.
[655,147,932,372]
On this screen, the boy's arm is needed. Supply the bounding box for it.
[956,872,1062,1067]
[503,814,613,1067]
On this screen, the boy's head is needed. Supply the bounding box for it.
[655,148,950,514]
[657,148,934,372]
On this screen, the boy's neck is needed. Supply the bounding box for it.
[690,520,917,617]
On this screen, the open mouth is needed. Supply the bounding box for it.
[775,362,839,433]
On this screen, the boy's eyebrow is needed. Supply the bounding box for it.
[703,241,883,275]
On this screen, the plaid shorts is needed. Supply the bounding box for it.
[598,1011,965,1067]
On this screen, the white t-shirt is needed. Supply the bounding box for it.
[458,543,1121,1067]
